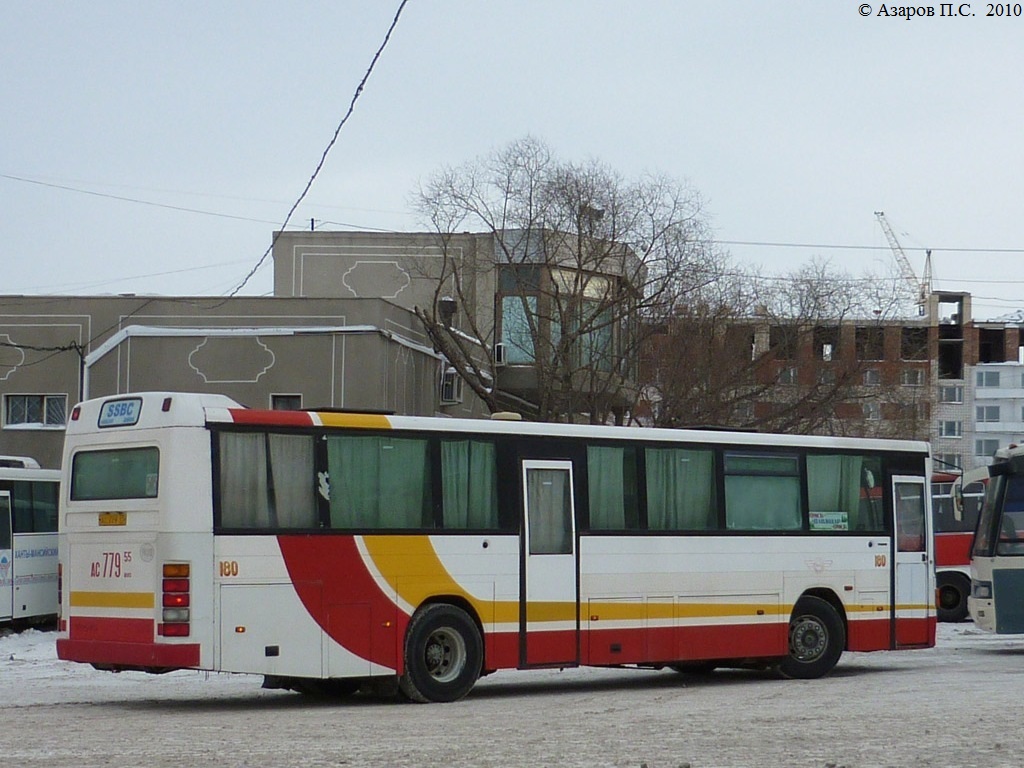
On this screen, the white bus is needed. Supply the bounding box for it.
[0,456,60,624]
[968,444,1024,633]
[57,392,935,702]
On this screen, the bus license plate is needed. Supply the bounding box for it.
[98,512,127,526]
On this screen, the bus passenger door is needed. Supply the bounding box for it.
[521,460,579,667]
[893,476,934,647]
[0,493,12,622]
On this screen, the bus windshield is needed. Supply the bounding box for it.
[973,474,1024,557]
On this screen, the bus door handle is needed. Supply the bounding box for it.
[869,540,889,548]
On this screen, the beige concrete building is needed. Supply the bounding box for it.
[0,294,470,468]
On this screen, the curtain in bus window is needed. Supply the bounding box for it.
[266,434,317,528]
[645,448,715,531]
[219,433,269,527]
[807,455,863,532]
[588,446,630,529]
[441,440,497,529]
[218,433,316,529]
[328,436,431,529]
[724,454,801,531]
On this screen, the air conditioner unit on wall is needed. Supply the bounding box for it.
[440,369,463,405]
[493,342,507,366]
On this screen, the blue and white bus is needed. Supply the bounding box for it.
[0,456,60,624]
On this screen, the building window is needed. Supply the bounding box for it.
[939,420,962,438]
[939,385,963,403]
[900,369,925,387]
[769,326,798,360]
[863,369,881,386]
[977,405,1001,423]
[976,439,1000,457]
[817,369,835,385]
[440,368,464,404]
[271,394,302,411]
[935,453,962,473]
[901,327,929,360]
[4,394,67,428]
[500,295,538,363]
[864,402,882,421]
[778,366,797,385]
[977,370,1001,388]
[856,326,885,361]
[813,326,839,362]
[498,265,542,365]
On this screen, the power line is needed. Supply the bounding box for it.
[0,172,411,219]
[223,0,411,299]
[0,173,284,226]
[716,238,1024,255]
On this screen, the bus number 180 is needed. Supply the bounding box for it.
[219,560,239,577]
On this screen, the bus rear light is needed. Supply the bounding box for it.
[162,397,173,412]
[70,405,81,421]
[162,608,190,622]
[162,578,189,593]
[57,563,63,618]
[159,562,191,637]
[159,622,191,637]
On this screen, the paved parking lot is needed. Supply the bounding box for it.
[1,623,1021,768]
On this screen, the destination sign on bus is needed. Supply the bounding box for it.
[98,398,142,428]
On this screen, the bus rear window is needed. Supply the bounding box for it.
[71,447,159,500]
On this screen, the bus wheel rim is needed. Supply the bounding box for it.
[424,627,466,683]
[790,616,828,662]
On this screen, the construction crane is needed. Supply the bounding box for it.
[874,211,933,316]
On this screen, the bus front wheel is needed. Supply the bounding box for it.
[399,603,482,703]
[777,596,845,680]
[936,572,970,622]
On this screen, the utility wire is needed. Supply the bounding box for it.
[0,173,284,226]
[223,0,411,299]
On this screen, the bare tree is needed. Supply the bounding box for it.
[643,256,932,439]
[412,137,718,424]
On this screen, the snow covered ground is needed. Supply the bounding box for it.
[1,622,1022,767]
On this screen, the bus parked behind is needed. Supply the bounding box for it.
[969,445,1024,633]
[932,472,984,621]
[0,456,60,624]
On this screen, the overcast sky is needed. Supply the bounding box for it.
[4,1,1023,319]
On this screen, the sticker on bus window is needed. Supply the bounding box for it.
[98,398,143,428]
[810,512,849,531]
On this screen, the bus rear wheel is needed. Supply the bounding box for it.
[936,572,970,622]
[399,603,482,703]
[777,596,845,680]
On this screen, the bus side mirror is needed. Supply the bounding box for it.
[953,466,995,522]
